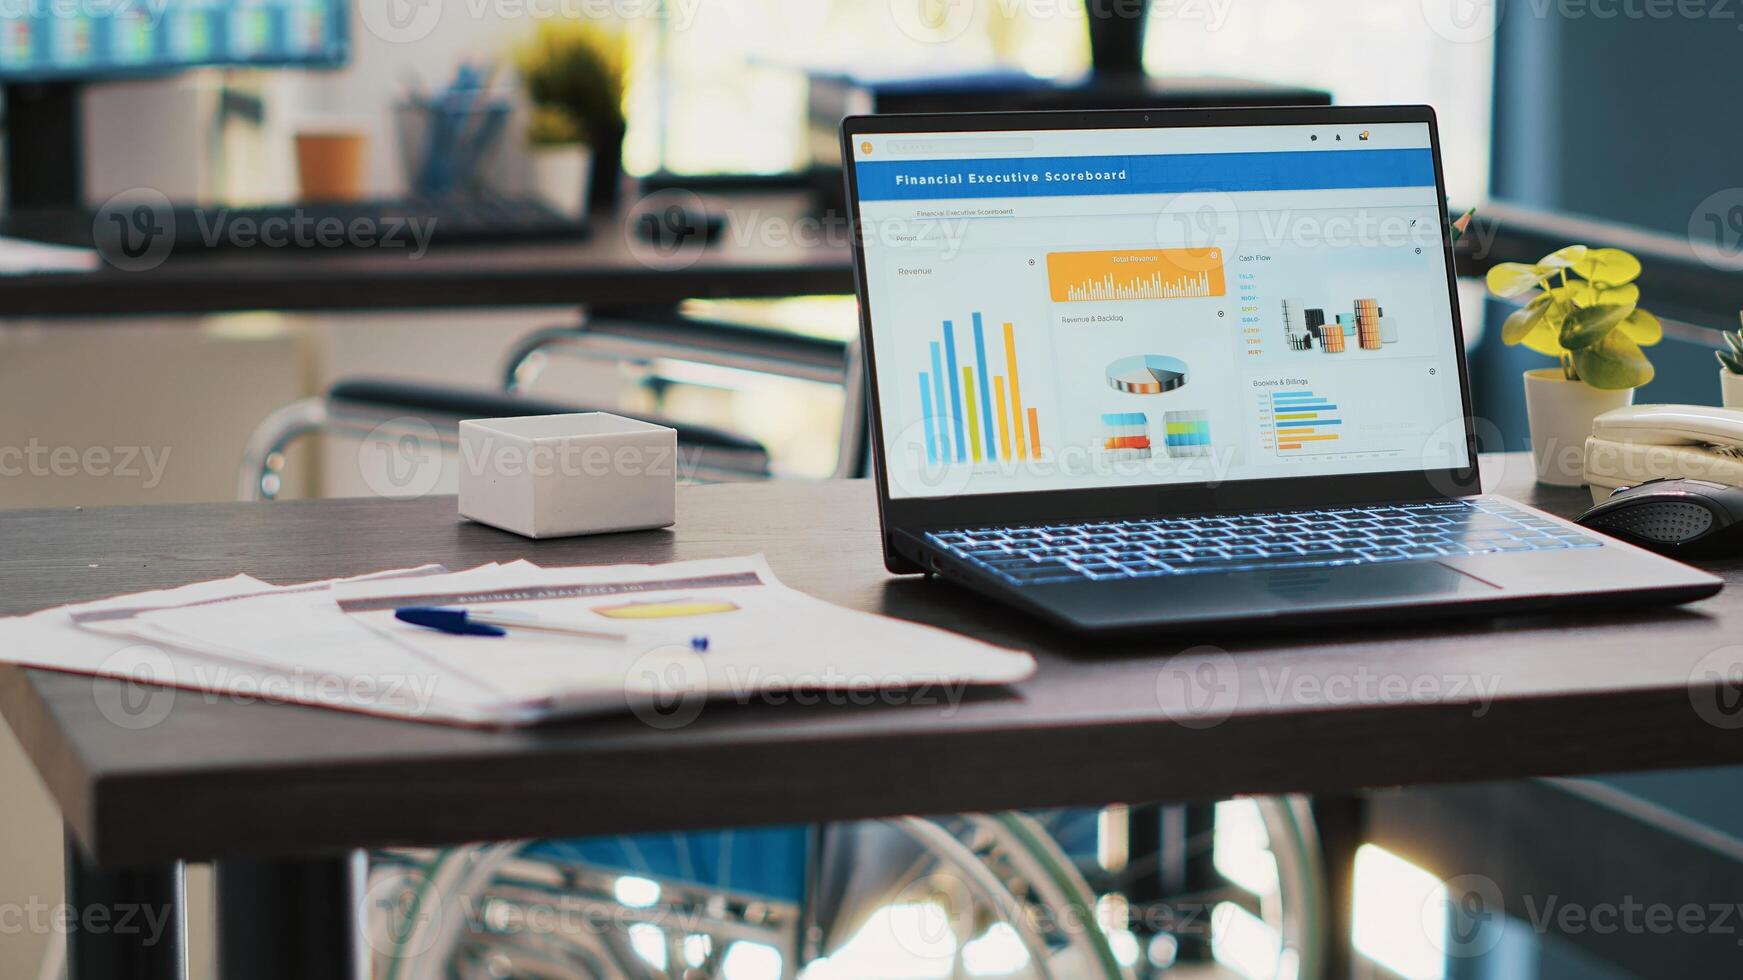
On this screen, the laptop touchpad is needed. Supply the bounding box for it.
[1247,561,1497,605]
[1040,561,1500,630]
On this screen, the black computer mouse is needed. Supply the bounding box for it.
[1576,478,1743,558]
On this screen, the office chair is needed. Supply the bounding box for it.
[238,377,775,501]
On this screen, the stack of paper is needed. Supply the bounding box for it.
[0,556,1035,727]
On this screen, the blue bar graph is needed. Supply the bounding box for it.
[929,341,950,461]
[942,321,965,462]
[1272,389,1345,453]
[916,312,1047,468]
[919,374,938,463]
[971,312,998,460]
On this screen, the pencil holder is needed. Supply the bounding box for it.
[395,96,512,198]
[458,413,677,538]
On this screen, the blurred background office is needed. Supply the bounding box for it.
[2,1,1742,979]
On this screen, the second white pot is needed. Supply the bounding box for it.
[1523,368,1634,486]
[1721,368,1743,409]
[529,144,593,222]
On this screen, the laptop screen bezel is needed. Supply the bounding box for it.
[842,105,1481,565]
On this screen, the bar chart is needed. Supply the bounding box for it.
[918,312,1044,466]
[1276,296,1398,355]
[1100,412,1151,460]
[1163,410,1213,458]
[1269,390,1343,454]
[1046,248,1226,302]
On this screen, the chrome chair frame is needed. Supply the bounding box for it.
[239,387,774,502]
[502,313,867,480]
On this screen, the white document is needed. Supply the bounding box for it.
[108,563,529,725]
[0,566,497,725]
[331,555,1037,724]
[0,557,1035,729]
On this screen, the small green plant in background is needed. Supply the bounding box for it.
[1717,315,1743,375]
[1486,245,1662,389]
[514,21,627,148]
[526,104,585,147]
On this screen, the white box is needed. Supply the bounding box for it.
[458,413,677,538]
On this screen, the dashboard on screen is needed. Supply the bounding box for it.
[850,122,1468,501]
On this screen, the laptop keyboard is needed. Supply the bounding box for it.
[925,499,1602,586]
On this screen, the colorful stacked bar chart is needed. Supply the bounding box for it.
[917,313,1044,465]
[1355,298,1382,350]
[1163,410,1212,457]
[1101,412,1151,459]
[1047,248,1226,302]
[1271,390,1343,454]
[1281,299,1312,351]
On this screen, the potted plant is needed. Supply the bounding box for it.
[524,105,592,221]
[514,20,627,218]
[1487,245,1662,486]
[1717,317,1743,408]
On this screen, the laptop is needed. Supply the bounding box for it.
[841,105,1722,633]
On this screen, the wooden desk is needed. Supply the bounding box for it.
[3,453,1740,978]
[0,192,855,317]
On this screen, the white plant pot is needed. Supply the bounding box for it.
[1523,368,1634,486]
[529,144,592,222]
[1721,368,1743,409]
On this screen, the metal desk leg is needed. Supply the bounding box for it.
[64,826,186,980]
[215,851,366,980]
[1311,793,1368,980]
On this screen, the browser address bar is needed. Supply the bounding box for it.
[884,137,1037,155]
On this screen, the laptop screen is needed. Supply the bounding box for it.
[850,120,1470,501]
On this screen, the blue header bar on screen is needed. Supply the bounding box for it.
[854,148,1436,201]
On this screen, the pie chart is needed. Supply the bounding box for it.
[1105,354,1189,394]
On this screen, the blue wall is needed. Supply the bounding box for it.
[1475,6,1737,450]
[1475,13,1743,980]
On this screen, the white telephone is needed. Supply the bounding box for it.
[1584,404,1743,502]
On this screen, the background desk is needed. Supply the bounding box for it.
[3,453,1741,978]
[0,192,855,317]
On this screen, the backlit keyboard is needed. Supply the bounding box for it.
[925,499,1601,586]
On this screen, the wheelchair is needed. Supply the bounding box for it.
[362,801,1324,980]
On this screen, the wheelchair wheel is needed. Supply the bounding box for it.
[1025,795,1326,979]
[366,813,1128,980]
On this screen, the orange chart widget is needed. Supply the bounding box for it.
[1046,248,1226,302]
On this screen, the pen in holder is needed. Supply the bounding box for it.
[395,93,512,199]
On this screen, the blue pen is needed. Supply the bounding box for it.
[395,607,709,651]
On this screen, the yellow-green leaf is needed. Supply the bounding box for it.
[1519,320,1568,357]
[1501,305,1545,345]
[1618,307,1662,346]
[1560,303,1633,349]
[1571,330,1654,389]
[1572,247,1642,287]
[1538,244,1588,269]
[1545,281,1594,308]
[1486,262,1545,298]
[1593,283,1639,308]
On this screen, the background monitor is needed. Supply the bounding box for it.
[0,0,347,81]
[0,0,349,211]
